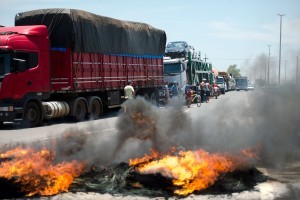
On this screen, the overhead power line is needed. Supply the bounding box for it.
[209,58,256,61]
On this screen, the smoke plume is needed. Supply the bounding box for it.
[2,87,299,170]
[112,88,300,169]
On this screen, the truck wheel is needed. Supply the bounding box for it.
[87,97,101,120]
[150,93,158,106]
[22,101,42,128]
[74,99,87,122]
[143,93,150,101]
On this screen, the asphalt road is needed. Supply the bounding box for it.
[0,89,300,199]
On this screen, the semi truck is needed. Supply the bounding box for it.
[216,71,230,94]
[163,52,212,97]
[0,9,167,127]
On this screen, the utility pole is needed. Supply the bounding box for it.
[277,14,285,85]
[203,54,208,62]
[260,62,262,80]
[265,59,267,84]
[297,56,299,85]
[267,45,271,85]
[285,60,287,83]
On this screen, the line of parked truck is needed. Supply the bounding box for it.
[163,41,249,98]
[0,8,250,128]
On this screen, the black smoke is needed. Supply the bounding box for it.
[2,87,299,170]
[112,87,300,169]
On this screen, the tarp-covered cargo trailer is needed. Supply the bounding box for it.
[15,9,166,92]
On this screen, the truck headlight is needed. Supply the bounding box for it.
[0,106,13,112]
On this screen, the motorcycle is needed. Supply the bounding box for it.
[212,85,220,99]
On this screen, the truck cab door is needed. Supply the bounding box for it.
[11,51,43,99]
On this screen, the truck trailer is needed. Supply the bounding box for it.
[0,9,167,127]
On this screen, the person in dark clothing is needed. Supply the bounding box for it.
[200,79,206,103]
[205,80,211,102]
[184,83,189,95]
[171,82,179,97]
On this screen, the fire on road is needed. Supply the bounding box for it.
[0,89,300,199]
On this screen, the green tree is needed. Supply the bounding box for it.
[227,64,241,77]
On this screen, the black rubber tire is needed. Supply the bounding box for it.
[74,99,87,122]
[150,93,158,106]
[186,98,191,108]
[144,93,150,101]
[196,96,201,107]
[88,98,101,120]
[22,101,42,128]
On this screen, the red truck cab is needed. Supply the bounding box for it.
[0,25,50,123]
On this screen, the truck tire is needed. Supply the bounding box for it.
[150,93,158,106]
[221,88,225,94]
[22,101,42,128]
[87,97,102,120]
[143,93,150,101]
[71,97,87,122]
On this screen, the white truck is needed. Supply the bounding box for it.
[163,57,188,96]
[216,76,227,94]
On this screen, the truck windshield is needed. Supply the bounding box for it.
[216,77,224,84]
[0,52,12,79]
[164,63,181,75]
[236,79,247,86]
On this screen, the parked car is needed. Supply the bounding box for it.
[165,41,193,59]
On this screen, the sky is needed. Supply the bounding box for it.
[1,0,300,82]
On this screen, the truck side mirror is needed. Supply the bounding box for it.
[12,58,27,72]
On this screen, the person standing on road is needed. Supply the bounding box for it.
[200,79,206,102]
[164,81,170,104]
[171,81,179,98]
[123,81,135,112]
[185,88,193,108]
[184,82,189,95]
[205,79,210,103]
[124,80,135,100]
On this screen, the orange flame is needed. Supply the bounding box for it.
[130,148,258,196]
[129,149,160,166]
[0,147,85,196]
